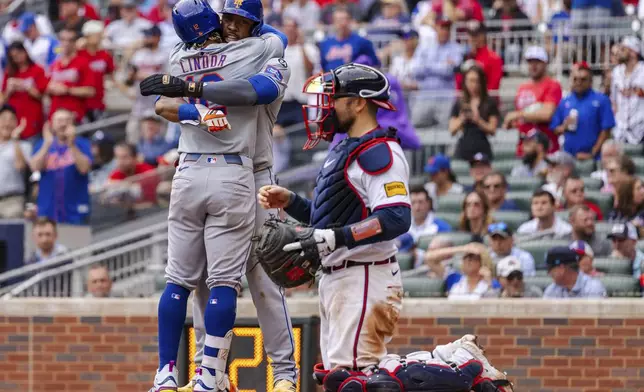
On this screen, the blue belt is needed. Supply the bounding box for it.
[183,153,243,165]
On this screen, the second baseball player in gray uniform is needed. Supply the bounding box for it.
[148,32,297,392]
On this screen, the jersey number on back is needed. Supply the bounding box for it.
[185,73,228,114]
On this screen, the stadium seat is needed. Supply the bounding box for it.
[460,176,475,188]
[582,176,602,191]
[435,194,465,212]
[451,160,470,177]
[555,209,571,220]
[593,258,633,275]
[409,175,426,188]
[638,240,644,252]
[599,275,641,297]
[397,252,414,271]
[519,240,571,270]
[492,159,520,176]
[535,270,549,277]
[633,157,644,174]
[575,160,596,176]
[442,231,475,246]
[492,211,530,232]
[594,221,615,237]
[585,191,613,215]
[492,145,517,160]
[506,191,534,211]
[403,277,445,297]
[507,177,543,192]
[435,212,461,228]
[622,144,643,156]
[417,235,433,251]
[524,275,552,291]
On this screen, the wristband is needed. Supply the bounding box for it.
[178,104,200,121]
[184,80,203,98]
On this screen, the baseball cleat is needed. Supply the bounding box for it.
[177,379,195,392]
[459,337,507,381]
[151,361,179,392]
[273,379,296,392]
[193,367,237,392]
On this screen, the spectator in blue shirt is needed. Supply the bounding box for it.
[549,0,571,44]
[318,7,379,72]
[137,111,173,166]
[550,62,615,161]
[570,0,613,30]
[543,246,607,298]
[482,172,519,212]
[29,108,92,225]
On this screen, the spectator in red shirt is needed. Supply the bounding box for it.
[503,46,562,156]
[80,0,100,20]
[78,21,123,122]
[0,42,48,140]
[146,0,172,23]
[428,0,484,24]
[108,143,158,205]
[457,22,503,94]
[47,27,95,123]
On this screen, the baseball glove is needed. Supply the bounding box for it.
[254,217,321,288]
[139,74,203,98]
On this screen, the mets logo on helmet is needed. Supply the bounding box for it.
[193,23,199,30]
[234,0,243,7]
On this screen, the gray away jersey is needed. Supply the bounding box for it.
[169,34,290,164]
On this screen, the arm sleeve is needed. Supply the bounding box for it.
[284,193,312,224]
[201,57,291,106]
[334,205,411,249]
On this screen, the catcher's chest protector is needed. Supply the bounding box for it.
[310,127,398,229]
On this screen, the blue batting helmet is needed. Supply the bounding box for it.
[172,0,222,46]
[220,0,263,34]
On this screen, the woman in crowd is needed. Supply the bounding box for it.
[448,243,496,299]
[0,42,48,140]
[458,190,494,238]
[448,66,499,162]
[609,177,644,235]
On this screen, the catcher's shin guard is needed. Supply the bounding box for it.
[472,379,514,392]
[393,360,482,392]
[313,364,402,392]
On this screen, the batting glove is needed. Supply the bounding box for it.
[195,104,231,132]
[140,74,203,98]
[283,229,336,257]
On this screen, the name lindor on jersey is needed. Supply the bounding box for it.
[178,53,228,74]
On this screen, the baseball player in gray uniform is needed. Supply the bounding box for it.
[141,1,297,391]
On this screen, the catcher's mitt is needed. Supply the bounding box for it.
[254,217,321,288]
[139,74,202,98]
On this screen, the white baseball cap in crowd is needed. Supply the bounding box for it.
[496,256,523,278]
[621,36,641,55]
[524,46,549,63]
[82,20,104,36]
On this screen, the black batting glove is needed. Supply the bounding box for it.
[139,74,203,98]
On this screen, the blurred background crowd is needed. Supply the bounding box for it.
[0,0,644,299]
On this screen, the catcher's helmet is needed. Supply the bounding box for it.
[301,63,395,150]
[172,0,222,46]
[220,0,264,35]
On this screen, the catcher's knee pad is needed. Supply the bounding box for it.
[313,364,401,392]
[394,360,483,392]
[364,369,403,392]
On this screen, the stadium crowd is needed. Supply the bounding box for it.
[0,0,643,298]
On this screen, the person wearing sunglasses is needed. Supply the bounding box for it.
[483,255,543,298]
[608,223,644,284]
[487,222,536,276]
[481,172,519,212]
[550,61,615,161]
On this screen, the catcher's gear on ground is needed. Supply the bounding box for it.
[254,218,321,288]
[140,74,203,98]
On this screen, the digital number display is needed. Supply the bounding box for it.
[185,327,302,392]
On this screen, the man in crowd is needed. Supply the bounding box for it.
[569,240,601,277]
[408,19,463,128]
[409,185,452,239]
[89,130,116,193]
[30,109,92,225]
[609,223,644,281]
[137,111,174,167]
[459,22,502,94]
[0,105,31,219]
[468,152,492,192]
[591,140,622,188]
[54,0,89,34]
[611,36,644,145]
[504,46,562,155]
[563,205,611,256]
[107,142,158,206]
[482,172,518,211]
[104,0,152,51]
[424,154,464,201]
[543,246,607,298]
[517,189,572,239]
[542,150,576,201]
[47,27,95,123]
[487,222,536,276]
[282,0,321,33]
[426,0,484,25]
[125,25,167,144]
[484,255,543,298]
[18,12,59,71]
[510,129,549,177]
[86,264,114,298]
[25,217,69,264]
[551,62,615,160]
[560,176,603,220]
[318,7,378,72]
